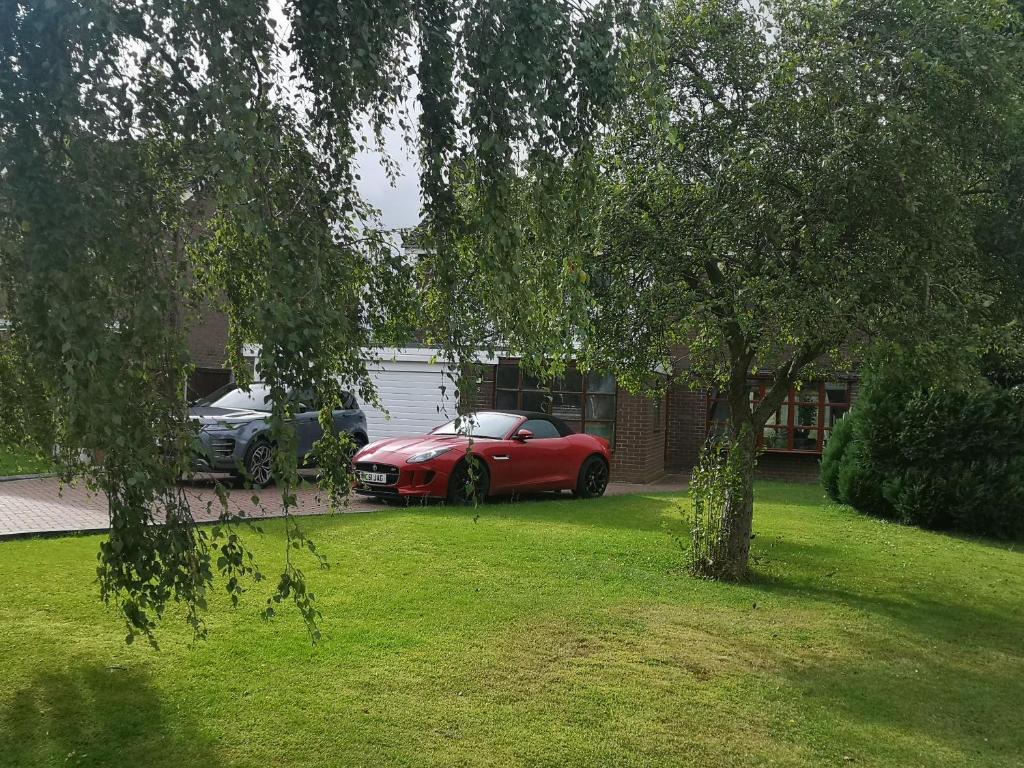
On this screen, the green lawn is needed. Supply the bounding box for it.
[1,483,1022,768]
[0,446,52,477]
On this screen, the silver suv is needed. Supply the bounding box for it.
[189,383,368,487]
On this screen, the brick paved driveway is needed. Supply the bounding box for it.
[0,474,687,539]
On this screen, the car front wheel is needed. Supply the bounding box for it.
[241,440,275,488]
[447,457,489,506]
[574,456,609,499]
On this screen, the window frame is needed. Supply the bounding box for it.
[494,361,617,446]
[706,380,851,455]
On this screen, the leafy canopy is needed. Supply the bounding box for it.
[591,0,1024,404]
[577,0,1023,578]
[0,0,639,642]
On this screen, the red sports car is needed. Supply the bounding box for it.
[351,410,612,504]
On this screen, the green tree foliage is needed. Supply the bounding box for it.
[0,0,638,642]
[587,0,1024,578]
[819,412,853,503]
[822,372,1024,539]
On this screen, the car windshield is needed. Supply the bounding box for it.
[432,412,521,439]
[193,384,274,413]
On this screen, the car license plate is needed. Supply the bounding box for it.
[359,471,388,485]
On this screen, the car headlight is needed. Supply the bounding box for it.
[407,447,455,464]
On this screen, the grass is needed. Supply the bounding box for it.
[0,482,1022,767]
[0,446,52,477]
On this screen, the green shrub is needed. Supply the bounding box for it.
[836,438,893,520]
[820,412,854,502]
[831,374,1024,539]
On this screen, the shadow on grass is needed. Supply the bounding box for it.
[753,537,1024,656]
[747,538,1024,760]
[0,663,222,768]
[759,579,1023,758]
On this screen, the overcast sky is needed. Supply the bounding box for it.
[267,0,423,232]
[354,122,423,231]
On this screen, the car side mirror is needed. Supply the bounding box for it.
[514,429,534,441]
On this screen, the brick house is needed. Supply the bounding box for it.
[183,308,854,483]
[477,358,857,484]
[179,219,853,484]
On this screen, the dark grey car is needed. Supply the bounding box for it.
[189,383,369,487]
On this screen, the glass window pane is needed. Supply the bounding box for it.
[762,427,788,450]
[795,401,818,427]
[585,422,614,441]
[585,394,616,420]
[496,364,519,389]
[521,390,550,413]
[586,372,616,394]
[709,399,730,422]
[554,369,583,392]
[826,382,849,404]
[792,428,819,451]
[797,386,819,403]
[550,392,582,420]
[765,404,789,427]
[825,404,849,428]
[521,371,543,390]
[707,420,729,438]
[495,389,518,409]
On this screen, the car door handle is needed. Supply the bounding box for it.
[493,455,511,461]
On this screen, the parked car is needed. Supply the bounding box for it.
[351,410,611,504]
[189,383,368,487]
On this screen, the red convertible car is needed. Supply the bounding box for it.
[351,410,612,504]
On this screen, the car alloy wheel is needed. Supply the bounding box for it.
[448,457,489,505]
[576,456,609,498]
[246,442,274,488]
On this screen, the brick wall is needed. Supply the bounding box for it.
[610,389,667,483]
[182,300,230,398]
[464,364,496,412]
[184,301,229,371]
[665,386,709,472]
[755,452,821,483]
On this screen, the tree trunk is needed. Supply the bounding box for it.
[715,422,756,580]
[690,393,760,581]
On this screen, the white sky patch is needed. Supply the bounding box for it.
[267,0,423,230]
[354,117,423,230]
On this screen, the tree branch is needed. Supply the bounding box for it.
[752,341,830,426]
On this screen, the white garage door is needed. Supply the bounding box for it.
[360,349,466,441]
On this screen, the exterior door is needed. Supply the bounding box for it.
[362,352,456,439]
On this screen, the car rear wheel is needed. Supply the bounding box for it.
[241,440,274,488]
[447,457,489,506]
[573,456,609,499]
